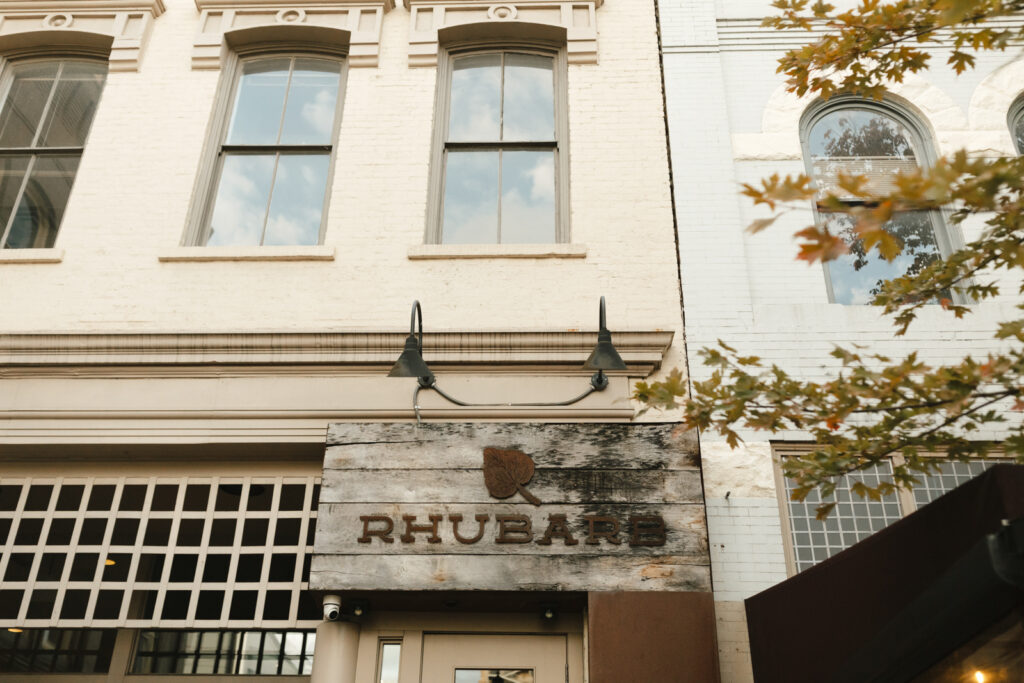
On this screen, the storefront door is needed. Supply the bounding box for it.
[420,634,567,683]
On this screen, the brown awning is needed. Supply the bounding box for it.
[745,464,1024,683]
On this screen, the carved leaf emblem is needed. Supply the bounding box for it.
[482,447,541,506]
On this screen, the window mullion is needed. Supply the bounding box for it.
[0,154,38,247]
[275,59,297,146]
[497,53,505,244]
[497,148,503,244]
[258,153,283,246]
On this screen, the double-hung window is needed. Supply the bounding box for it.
[432,49,567,244]
[0,59,106,249]
[803,102,950,304]
[199,56,343,247]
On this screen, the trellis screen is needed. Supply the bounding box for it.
[0,475,320,628]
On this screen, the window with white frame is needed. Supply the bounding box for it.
[430,47,568,244]
[1010,96,1024,155]
[802,101,951,304]
[0,59,106,249]
[195,55,344,247]
[0,475,320,628]
[779,455,1004,573]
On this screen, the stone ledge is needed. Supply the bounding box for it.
[0,248,63,264]
[158,246,335,262]
[408,243,587,259]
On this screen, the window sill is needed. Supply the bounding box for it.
[158,246,335,262]
[408,244,587,260]
[0,248,63,264]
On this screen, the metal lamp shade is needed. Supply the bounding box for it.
[388,334,433,378]
[583,329,627,371]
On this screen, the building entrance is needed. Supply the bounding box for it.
[420,634,566,683]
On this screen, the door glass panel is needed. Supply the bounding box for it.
[378,642,400,683]
[456,670,535,683]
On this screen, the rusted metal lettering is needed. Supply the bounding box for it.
[495,514,533,543]
[628,514,667,547]
[357,515,394,544]
[400,514,443,543]
[449,513,489,544]
[536,513,579,546]
[584,515,622,545]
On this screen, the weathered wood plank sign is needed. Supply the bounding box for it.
[311,423,710,592]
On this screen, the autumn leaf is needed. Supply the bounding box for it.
[482,447,541,506]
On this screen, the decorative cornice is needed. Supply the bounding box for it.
[403,0,601,67]
[0,0,164,13]
[191,0,390,68]
[0,331,674,372]
[195,0,394,9]
[0,0,164,71]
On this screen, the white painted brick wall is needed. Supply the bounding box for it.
[0,0,683,364]
[660,0,1024,679]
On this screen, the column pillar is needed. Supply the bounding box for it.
[310,619,361,683]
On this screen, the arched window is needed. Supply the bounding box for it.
[1008,95,1024,154]
[803,101,948,305]
[0,58,107,249]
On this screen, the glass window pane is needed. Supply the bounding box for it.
[37,62,106,148]
[206,154,275,246]
[449,55,501,141]
[0,62,58,148]
[442,150,498,243]
[226,59,291,145]
[280,60,340,145]
[1016,111,1024,155]
[823,210,942,305]
[379,642,401,683]
[456,670,534,683]
[502,54,553,141]
[3,154,79,249]
[263,153,329,245]
[809,108,918,197]
[0,155,28,237]
[501,150,555,243]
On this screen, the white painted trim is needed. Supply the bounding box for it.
[0,330,674,367]
[159,246,337,262]
[408,243,586,259]
[191,1,389,70]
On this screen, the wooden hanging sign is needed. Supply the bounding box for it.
[311,423,710,592]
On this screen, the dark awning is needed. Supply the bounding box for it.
[745,464,1024,683]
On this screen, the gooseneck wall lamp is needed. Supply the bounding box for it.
[388,297,627,421]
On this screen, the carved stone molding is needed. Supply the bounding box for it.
[0,0,165,71]
[192,0,394,69]
[404,0,601,67]
[0,330,672,371]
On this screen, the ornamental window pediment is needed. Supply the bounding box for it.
[404,0,602,66]
[192,0,394,69]
[0,0,165,71]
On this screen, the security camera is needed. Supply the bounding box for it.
[323,594,341,621]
